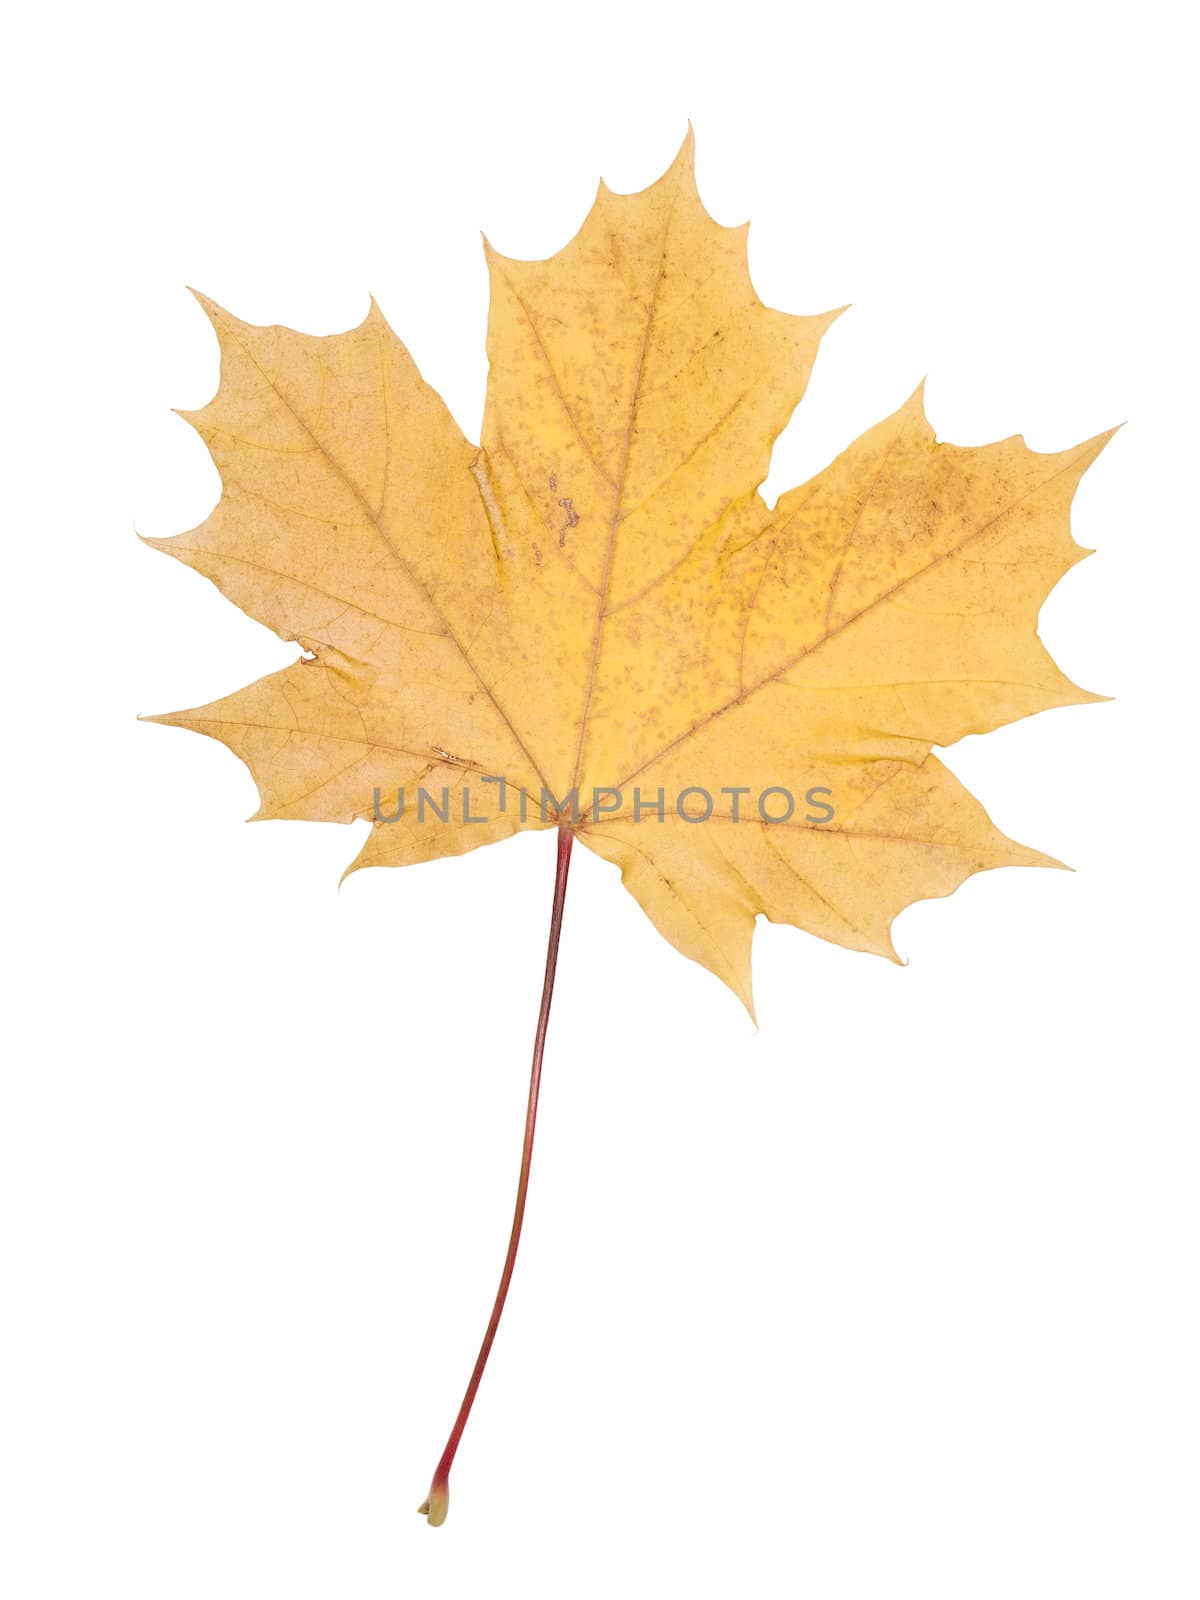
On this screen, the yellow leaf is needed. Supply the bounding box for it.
[147,131,1109,1014]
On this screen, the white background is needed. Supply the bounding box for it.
[2,2,1196,1595]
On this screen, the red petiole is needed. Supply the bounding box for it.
[419,825,574,1526]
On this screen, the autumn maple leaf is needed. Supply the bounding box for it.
[145,132,1110,1522]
